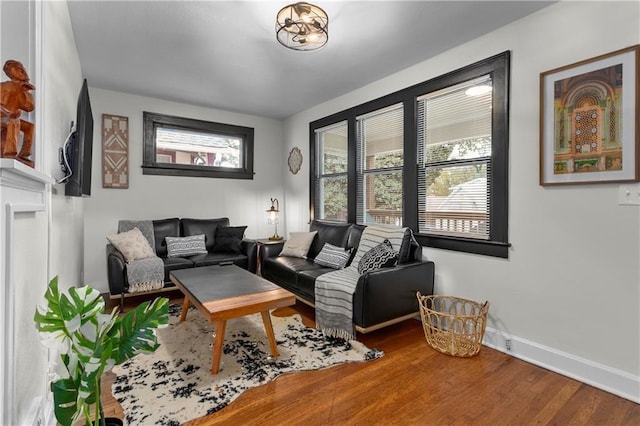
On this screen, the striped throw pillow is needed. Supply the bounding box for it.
[313,243,352,269]
[165,234,208,258]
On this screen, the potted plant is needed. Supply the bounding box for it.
[34,276,169,426]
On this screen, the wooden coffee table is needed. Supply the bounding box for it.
[169,264,295,374]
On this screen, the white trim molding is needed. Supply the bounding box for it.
[0,159,53,425]
[483,326,640,403]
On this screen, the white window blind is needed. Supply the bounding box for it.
[418,76,492,239]
[356,104,404,225]
[315,121,348,221]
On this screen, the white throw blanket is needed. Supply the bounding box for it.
[118,220,164,293]
[315,225,408,340]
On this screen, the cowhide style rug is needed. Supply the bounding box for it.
[111,305,383,425]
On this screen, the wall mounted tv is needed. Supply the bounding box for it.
[64,79,94,197]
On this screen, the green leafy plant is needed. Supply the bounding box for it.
[34,276,169,426]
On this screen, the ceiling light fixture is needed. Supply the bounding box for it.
[276,2,328,51]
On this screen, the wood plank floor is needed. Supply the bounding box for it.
[102,294,639,425]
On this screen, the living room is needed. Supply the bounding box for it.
[1,1,639,424]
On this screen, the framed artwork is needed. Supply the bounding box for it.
[288,146,303,174]
[102,114,129,188]
[539,45,639,186]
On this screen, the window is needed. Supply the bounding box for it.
[314,121,349,221]
[418,76,492,239]
[310,52,510,258]
[356,104,404,225]
[142,112,254,179]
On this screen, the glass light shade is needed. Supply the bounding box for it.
[276,2,328,51]
[267,210,279,224]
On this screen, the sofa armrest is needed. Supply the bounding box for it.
[353,260,435,329]
[241,239,258,274]
[107,244,128,296]
[260,241,285,259]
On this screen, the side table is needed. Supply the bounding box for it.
[254,238,286,276]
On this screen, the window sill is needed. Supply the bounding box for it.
[416,233,510,258]
[142,164,254,179]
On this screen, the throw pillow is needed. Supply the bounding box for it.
[212,226,247,254]
[280,231,317,258]
[313,243,352,269]
[118,220,155,249]
[357,239,398,274]
[165,234,208,258]
[106,227,157,263]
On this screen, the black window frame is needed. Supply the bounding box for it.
[142,111,254,179]
[313,121,350,222]
[310,51,510,258]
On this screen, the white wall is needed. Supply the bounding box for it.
[83,90,285,293]
[3,0,84,424]
[45,0,85,288]
[283,1,640,400]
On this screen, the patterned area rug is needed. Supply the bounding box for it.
[112,305,383,425]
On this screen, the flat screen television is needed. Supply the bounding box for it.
[64,79,94,197]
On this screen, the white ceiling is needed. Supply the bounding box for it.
[67,1,553,119]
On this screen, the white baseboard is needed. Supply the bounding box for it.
[483,326,640,403]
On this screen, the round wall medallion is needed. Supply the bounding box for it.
[288,147,303,174]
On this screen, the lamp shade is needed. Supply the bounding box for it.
[276,2,328,51]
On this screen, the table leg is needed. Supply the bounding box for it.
[261,311,279,357]
[179,297,190,322]
[211,320,227,374]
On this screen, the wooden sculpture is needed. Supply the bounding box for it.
[1,60,35,167]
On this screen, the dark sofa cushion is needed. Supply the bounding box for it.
[398,228,413,264]
[264,256,321,273]
[189,252,249,269]
[297,268,334,301]
[181,217,230,251]
[213,226,247,253]
[152,218,181,257]
[347,224,366,265]
[262,256,320,285]
[161,256,193,283]
[307,220,353,259]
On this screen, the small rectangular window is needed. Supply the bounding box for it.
[142,112,254,179]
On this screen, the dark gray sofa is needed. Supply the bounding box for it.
[260,220,435,333]
[107,217,258,306]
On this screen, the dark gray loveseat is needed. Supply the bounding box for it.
[260,220,435,333]
[107,217,258,306]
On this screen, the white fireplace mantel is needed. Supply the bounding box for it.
[1,158,53,197]
[1,159,54,425]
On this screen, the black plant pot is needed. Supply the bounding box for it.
[103,418,124,426]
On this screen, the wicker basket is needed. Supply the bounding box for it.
[416,293,490,357]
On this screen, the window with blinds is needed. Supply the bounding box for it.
[315,121,349,221]
[309,52,509,258]
[356,104,404,225]
[418,76,492,239]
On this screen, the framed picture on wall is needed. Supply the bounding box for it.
[539,45,639,186]
[102,114,129,188]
